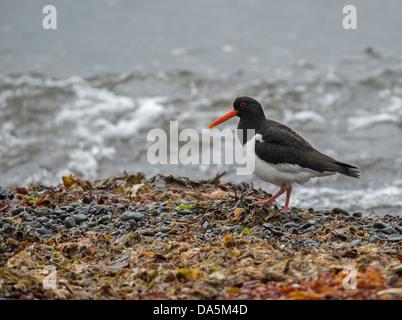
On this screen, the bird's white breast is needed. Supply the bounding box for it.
[243,134,335,187]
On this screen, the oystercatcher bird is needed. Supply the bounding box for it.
[208,96,360,212]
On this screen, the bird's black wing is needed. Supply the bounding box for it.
[254,120,360,177]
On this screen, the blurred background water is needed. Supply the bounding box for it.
[1,0,402,215]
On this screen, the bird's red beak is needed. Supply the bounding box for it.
[208,109,238,129]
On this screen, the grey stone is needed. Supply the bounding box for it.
[123,211,144,222]
[305,226,316,233]
[387,235,402,242]
[27,221,40,228]
[11,207,24,216]
[23,224,33,233]
[345,216,357,223]
[71,228,80,236]
[69,202,82,208]
[72,214,89,224]
[282,222,297,229]
[262,223,274,230]
[373,222,386,229]
[22,213,33,221]
[303,239,320,247]
[97,215,111,225]
[37,217,49,224]
[178,209,193,216]
[52,209,65,216]
[64,216,76,228]
[271,230,284,237]
[36,228,52,235]
[140,229,155,237]
[35,208,51,216]
[92,205,112,215]
[352,212,363,218]
[350,239,362,247]
[298,222,312,230]
[381,226,396,235]
[160,226,171,233]
[298,238,320,247]
[332,208,350,216]
[370,235,381,244]
[60,205,75,212]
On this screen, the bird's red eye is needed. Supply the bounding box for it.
[240,102,247,107]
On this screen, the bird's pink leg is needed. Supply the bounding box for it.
[249,184,287,205]
[283,186,292,213]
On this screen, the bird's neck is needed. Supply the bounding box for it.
[237,118,265,145]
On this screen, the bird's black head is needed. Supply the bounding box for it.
[208,96,266,129]
[233,96,266,120]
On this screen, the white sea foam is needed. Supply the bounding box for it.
[347,113,398,131]
[283,110,325,124]
[290,184,402,212]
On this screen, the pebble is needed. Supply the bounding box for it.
[60,206,75,212]
[352,212,363,218]
[36,228,52,235]
[271,230,284,237]
[64,217,77,229]
[11,207,25,216]
[72,214,89,224]
[305,226,316,233]
[178,209,193,216]
[373,222,386,229]
[202,220,213,231]
[381,226,395,235]
[4,223,13,231]
[92,205,112,215]
[52,209,65,217]
[298,238,320,247]
[140,229,155,237]
[69,202,82,208]
[262,223,274,230]
[370,235,381,244]
[123,211,144,222]
[23,224,33,233]
[160,226,171,233]
[298,222,312,230]
[0,187,14,200]
[387,235,402,242]
[332,208,350,216]
[350,239,362,247]
[35,208,51,216]
[37,217,49,224]
[282,222,297,229]
[345,216,357,223]
[97,216,110,225]
[27,221,40,228]
[22,213,33,221]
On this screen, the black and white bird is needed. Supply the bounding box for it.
[208,96,360,212]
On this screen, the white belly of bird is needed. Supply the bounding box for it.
[244,134,335,187]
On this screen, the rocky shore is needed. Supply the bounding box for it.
[0,172,401,299]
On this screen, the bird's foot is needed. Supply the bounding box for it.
[248,196,276,206]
